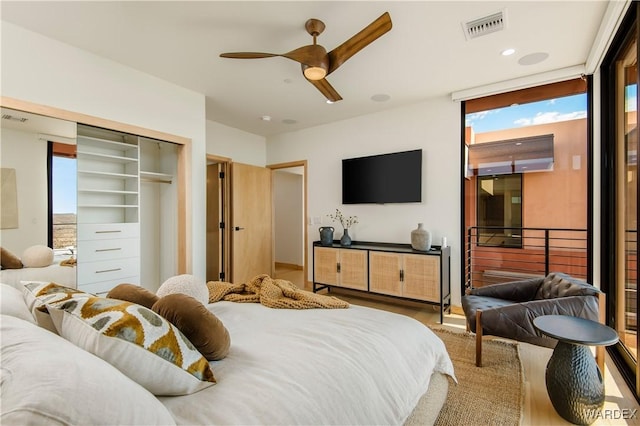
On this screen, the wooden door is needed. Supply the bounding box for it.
[230,163,272,284]
[369,251,402,296]
[403,254,440,302]
[313,247,339,285]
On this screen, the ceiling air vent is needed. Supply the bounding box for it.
[1,114,28,123]
[462,10,506,41]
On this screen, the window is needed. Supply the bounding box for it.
[477,174,522,248]
[462,78,590,289]
[48,142,76,252]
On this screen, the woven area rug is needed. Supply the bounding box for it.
[431,327,524,426]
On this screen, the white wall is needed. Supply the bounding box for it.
[206,120,266,166]
[267,96,462,304]
[1,22,208,278]
[0,128,48,254]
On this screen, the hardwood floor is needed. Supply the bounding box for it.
[274,266,640,425]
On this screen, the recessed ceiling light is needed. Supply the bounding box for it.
[501,48,515,56]
[260,115,272,122]
[326,100,334,104]
[518,52,549,66]
[371,94,390,102]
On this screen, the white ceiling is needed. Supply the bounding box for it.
[1,1,612,137]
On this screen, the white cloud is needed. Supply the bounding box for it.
[467,109,502,121]
[514,110,587,127]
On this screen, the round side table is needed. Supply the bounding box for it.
[533,315,618,425]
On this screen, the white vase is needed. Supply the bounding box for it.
[411,223,431,251]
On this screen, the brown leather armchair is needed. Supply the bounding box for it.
[461,272,605,367]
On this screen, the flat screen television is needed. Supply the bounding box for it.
[342,149,422,204]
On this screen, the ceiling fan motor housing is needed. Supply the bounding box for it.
[301,45,329,80]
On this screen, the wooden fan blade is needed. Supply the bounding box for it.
[307,78,343,103]
[220,52,279,59]
[327,12,392,75]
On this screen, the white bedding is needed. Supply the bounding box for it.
[0,262,76,288]
[159,301,455,425]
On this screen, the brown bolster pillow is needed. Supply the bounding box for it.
[107,283,159,310]
[152,293,230,361]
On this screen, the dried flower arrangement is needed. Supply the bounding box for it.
[328,209,358,229]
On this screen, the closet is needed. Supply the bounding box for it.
[76,124,178,294]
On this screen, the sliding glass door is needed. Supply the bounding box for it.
[616,28,638,388]
[602,2,639,399]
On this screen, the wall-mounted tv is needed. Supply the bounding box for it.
[342,149,422,204]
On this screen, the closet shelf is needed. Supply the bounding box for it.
[77,150,138,163]
[78,135,139,151]
[78,204,139,209]
[78,189,139,195]
[78,170,138,179]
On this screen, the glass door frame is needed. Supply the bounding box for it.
[601,1,640,401]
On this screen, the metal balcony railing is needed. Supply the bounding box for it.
[625,229,637,331]
[465,226,588,290]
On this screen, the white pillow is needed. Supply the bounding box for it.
[0,283,35,324]
[157,274,209,305]
[48,296,216,396]
[21,245,54,268]
[0,315,176,425]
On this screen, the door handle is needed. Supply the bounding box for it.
[234,226,245,231]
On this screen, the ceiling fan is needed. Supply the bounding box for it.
[220,12,392,103]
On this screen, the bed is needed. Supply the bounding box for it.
[0,282,455,425]
[0,254,76,288]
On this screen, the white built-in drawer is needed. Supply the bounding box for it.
[78,223,139,241]
[78,257,140,285]
[78,238,139,263]
[78,277,140,295]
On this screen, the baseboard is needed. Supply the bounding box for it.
[275,262,303,270]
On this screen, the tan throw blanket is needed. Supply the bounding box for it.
[207,274,349,309]
[60,257,77,267]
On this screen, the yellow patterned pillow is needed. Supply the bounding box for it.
[21,282,92,333]
[48,296,216,396]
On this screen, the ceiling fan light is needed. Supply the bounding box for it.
[304,66,327,81]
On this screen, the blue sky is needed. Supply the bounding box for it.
[466,93,588,134]
[467,88,639,134]
[53,156,76,214]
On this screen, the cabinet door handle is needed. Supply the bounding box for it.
[95,267,122,274]
[400,269,404,282]
[95,230,122,234]
[337,262,341,273]
[95,248,122,252]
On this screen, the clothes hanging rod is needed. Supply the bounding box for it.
[140,177,172,184]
